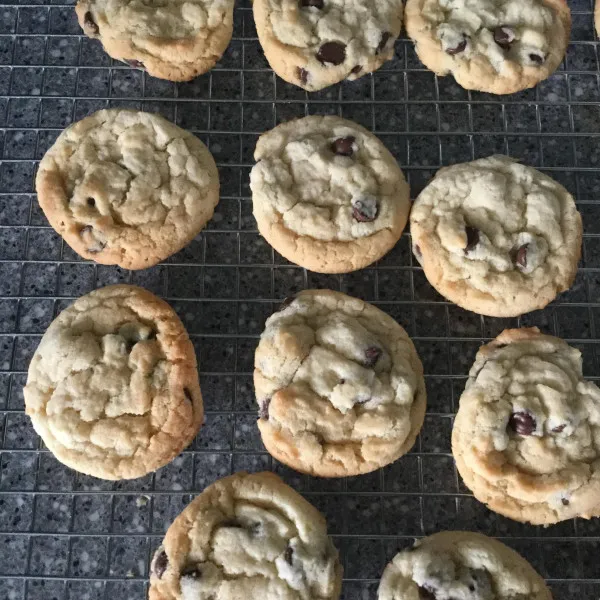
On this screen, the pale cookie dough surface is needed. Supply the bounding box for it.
[404,0,570,94]
[378,531,552,600]
[254,289,426,477]
[452,328,600,525]
[250,116,410,274]
[410,155,582,317]
[76,0,234,81]
[149,471,343,600]
[36,109,219,270]
[24,285,203,480]
[254,0,404,91]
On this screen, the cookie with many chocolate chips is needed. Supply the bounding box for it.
[149,471,343,600]
[253,0,404,91]
[410,155,582,317]
[24,285,203,480]
[452,328,600,525]
[254,289,426,477]
[404,0,570,94]
[36,109,219,270]
[250,116,410,273]
[378,531,552,600]
[75,0,235,81]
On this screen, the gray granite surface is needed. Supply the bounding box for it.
[1,0,600,598]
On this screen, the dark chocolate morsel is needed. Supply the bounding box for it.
[352,197,378,222]
[364,346,382,367]
[297,67,309,85]
[80,225,106,254]
[561,497,570,506]
[464,226,480,253]
[84,11,99,34]
[259,398,271,420]
[152,550,168,579]
[415,244,422,257]
[184,388,193,403]
[350,65,362,75]
[331,136,355,156]
[419,586,437,600]
[125,59,145,69]
[284,546,294,565]
[377,31,392,54]
[87,197,96,207]
[493,25,515,49]
[300,0,324,7]
[181,566,202,579]
[552,424,566,433]
[446,37,467,55]
[529,52,544,65]
[515,244,528,269]
[317,41,346,65]
[508,411,536,436]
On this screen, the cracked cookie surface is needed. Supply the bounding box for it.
[36,109,219,270]
[76,0,234,81]
[250,116,410,273]
[24,285,203,480]
[254,289,426,477]
[452,327,600,524]
[149,471,343,600]
[254,0,404,91]
[378,531,551,600]
[410,155,582,317]
[405,0,570,94]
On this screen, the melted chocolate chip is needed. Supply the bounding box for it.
[259,398,271,420]
[181,566,202,579]
[87,197,96,207]
[464,226,480,253]
[508,411,536,436]
[279,295,296,311]
[529,52,545,65]
[153,550,168,579]
[84,11,99,34]
[184,388,193,403]
[80,225,106,254]
[331,136,355,156]
[297,67,309,85]
[284,546,293,565]
[317,41,346,65]
[418,586,437,600]
[377,31,392,54]
[221,519,243,528]
[415,244,422,257]
[561,497,570,506]
[446,37,467,55]
[364,346,382,368]
[552,424,566,433]
[515,244,528,269]
[493,25,515,49]
[352,197,378,222]
[350,65,362,75]
[125,59,145,69]
[300,0,324,7]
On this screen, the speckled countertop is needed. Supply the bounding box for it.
[2,0,600,599]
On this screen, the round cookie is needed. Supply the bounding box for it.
[452,327,600,525]
[76,0,234,81]
[250,116,410,274]
[410,155,582,317]
[149,471,343,600]
[253,0,404,91]
[404,0,570,94]
[36,109,219,270]
[24,285,203,480]
[378,531,552,600]
[254,289,427,477]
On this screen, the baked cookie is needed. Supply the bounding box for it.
[378,531,552,600]
[36,109,219,270]
[149,471,343,600]
[452,328,600,525]
[24,285,203,480]
[250,116,410,273]
[76,0,234,81]
[405,0,570,94]
[253,0,403,91]
[410,155,582,317]
[254,289,427,477]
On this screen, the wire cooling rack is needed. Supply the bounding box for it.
[1,0,600,598]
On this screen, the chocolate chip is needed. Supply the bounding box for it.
[418,586,437,600]
[125,59,145,69]
[377,31,392,54]
[364,346,382,367]
[184,388,193,403]
[259,398,271,420]
[350,65,362,75]
[152,549,168,579]
[508,411,536,436]
[80,225,106,254]
[415,244,422,257]
[552,424,566,433]
[221,519,243,528]
[464,226,480,253]
[300,0,324,7]
[181,566,202,579]
[331,136,355,156]
[529,52,544,65]
[446,37,467,55]
[493,25,515,49]
[284,546,293,565]
[352,197,378,222]
[515,244,528,269]
[297,67,309,85]
[279,295,296,311]
[84,11,99,34]
[87,197,96,207]
[561,497,570,506]
[317,41,346,65]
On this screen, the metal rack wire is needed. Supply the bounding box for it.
[1,0,600,598]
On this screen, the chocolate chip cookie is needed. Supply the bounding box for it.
[76,0,235,81]
[36,109,219,270]
[24,285,203,480]
[378,531,552,600]
[452,327,600,525]
[405,0,570,94]
[410,155,582,317]
[254,0,404,91]
[254,289,427,477]
[250,116,410,273]
[149,471,343,600]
